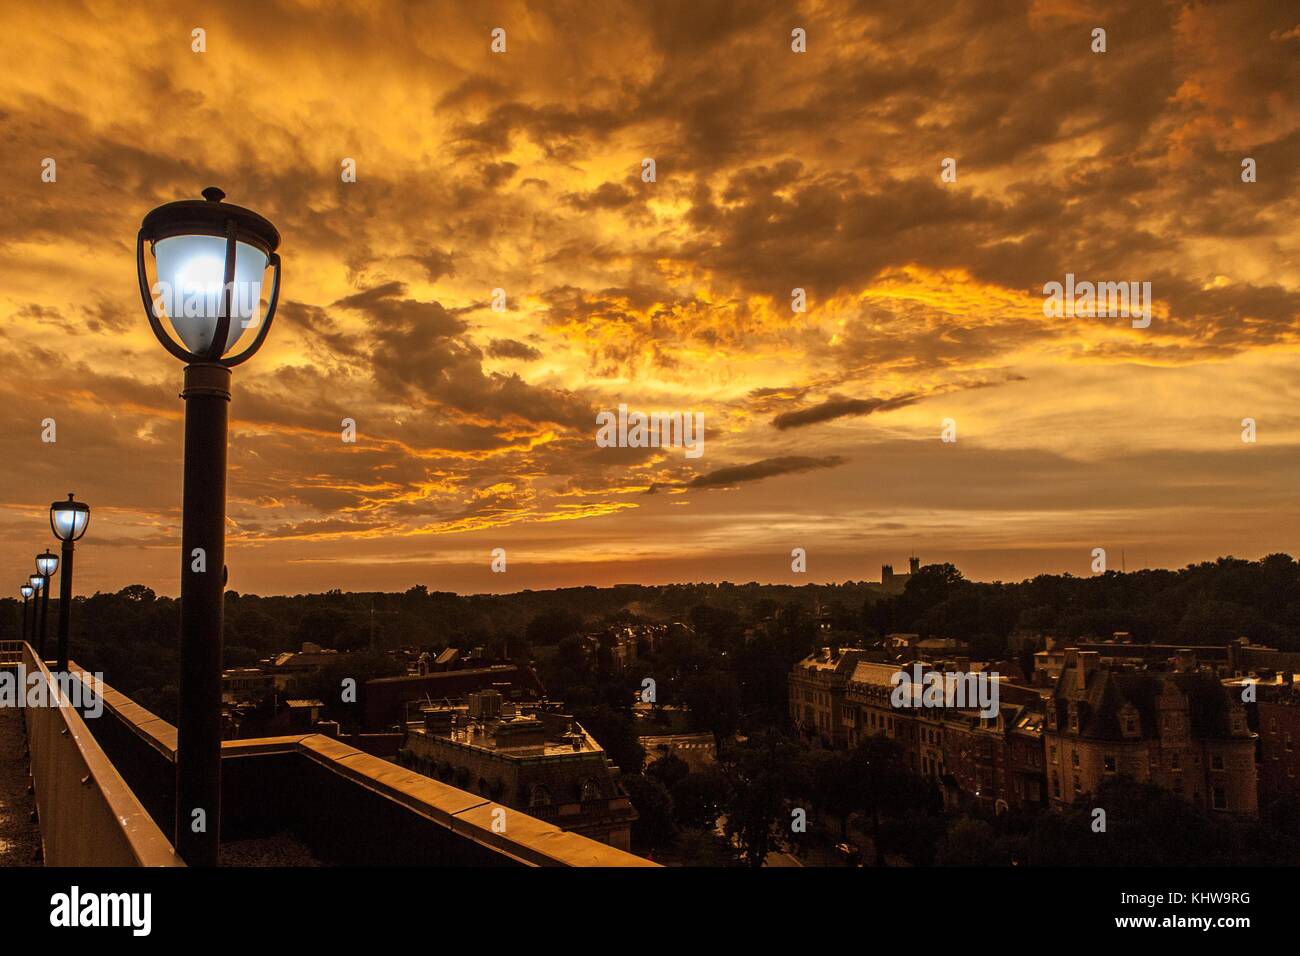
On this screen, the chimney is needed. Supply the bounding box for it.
[1076,650,1099,687]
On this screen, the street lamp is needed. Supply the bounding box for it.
[35,550,57,658]
[136,186,282,867]
[27,572,46,655]
[50,493,89,672]
[19,585,33,645]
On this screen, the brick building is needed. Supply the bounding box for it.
[363,663,545,731]
[789,647,868,748]
[399,691,636,850]
[1251,676,1300,807]
[1044,650,1257,815]
[831,657,1048,812]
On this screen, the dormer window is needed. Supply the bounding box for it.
[1119,704,1141,738]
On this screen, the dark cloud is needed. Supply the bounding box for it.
[688,455,848,489]
[772,394,921,430]
[487,338,542,361]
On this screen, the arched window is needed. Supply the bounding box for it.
[529,784,553,808]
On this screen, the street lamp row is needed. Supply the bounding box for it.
[9,186,277,869]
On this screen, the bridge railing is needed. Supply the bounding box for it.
[9,642,182,867]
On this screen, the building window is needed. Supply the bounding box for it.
[1125,717,1137,735]
[1051,774,1061,797]
[1286,734,1294,752]
[1071,750,1080,768]
[1073,777,1081,794]
[1103,755,1116,773]
[1212,786,1227,810]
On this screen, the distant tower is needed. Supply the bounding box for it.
[909,556,920,575]
[882,563,894,584]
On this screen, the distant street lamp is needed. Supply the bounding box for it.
[50,493,90,672]
[27,575,45,652]
[136,186,282,867]
[20,585,34,644]
[35,550,57,658]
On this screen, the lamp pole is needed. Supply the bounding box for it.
[137,186,282,867]
[55,542,73,669]
[35,551,57,659]
[177,360,230,868]
[38,575,49,657]
[20,587,32,645]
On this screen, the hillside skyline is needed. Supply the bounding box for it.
[19,549,1298,602]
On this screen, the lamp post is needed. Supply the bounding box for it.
[136,187,282,867]
[35,550,57,659]
[50,494,90,672]
[20,585,33,645]
[27,576,45,653]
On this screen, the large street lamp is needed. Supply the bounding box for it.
[20,585,33,644]
[35,550,57,659]
[136,187,282,867]
[50,494,90,671]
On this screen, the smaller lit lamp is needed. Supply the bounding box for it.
[34,549,57,657]
[19,585,34,645]
[50,493,90,671]
[51,495,90,543]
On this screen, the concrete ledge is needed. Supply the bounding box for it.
[77,678,656,867]
[18,647,182,867]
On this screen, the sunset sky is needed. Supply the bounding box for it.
[2,0,1298,597]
